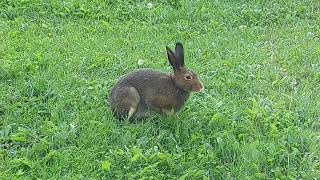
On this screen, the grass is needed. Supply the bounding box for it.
[0,0,320,179]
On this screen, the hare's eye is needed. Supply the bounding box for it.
[185,75,192,80]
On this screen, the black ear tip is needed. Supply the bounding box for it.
[176,42,183,47]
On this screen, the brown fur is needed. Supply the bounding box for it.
[109,43,203,120]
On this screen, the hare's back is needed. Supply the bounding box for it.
[120,68,171,91]
[125,68,170,85]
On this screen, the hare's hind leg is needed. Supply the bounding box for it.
[128,106,136,119]
[125,87,140,119]
[111,86,140,119]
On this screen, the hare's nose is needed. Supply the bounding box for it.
[197,83,204,92]
[199,84,204,92]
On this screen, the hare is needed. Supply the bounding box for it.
[109,42,204,120]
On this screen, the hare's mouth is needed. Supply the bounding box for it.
[193,83,204,92]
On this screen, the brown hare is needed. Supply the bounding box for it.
[109,42,204,120]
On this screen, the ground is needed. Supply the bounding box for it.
[0,0,320,179]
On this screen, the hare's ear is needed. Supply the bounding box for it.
[166,46,180,71]
[175,42,184,67]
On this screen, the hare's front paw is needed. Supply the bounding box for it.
[161,108,180,119]
[161,108,174,115]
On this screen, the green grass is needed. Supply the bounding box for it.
[1,0,320,179]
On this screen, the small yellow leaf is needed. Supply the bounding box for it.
[101,161,111,171]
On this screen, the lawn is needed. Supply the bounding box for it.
[0,0,320,179]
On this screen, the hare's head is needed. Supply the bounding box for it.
[166,43,204,92]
